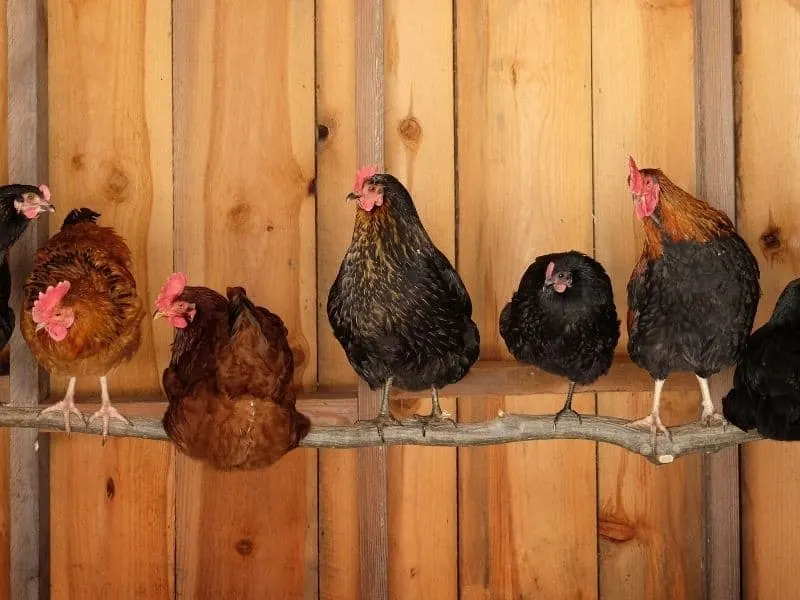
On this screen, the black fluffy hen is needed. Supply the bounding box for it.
[500,251,620,427]
[327,166,480,436]
[0,184,54,350]
[722,278,800,440]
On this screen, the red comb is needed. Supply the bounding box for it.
[354,165,378,193]
[38,184,51,202]
[628,156,643,191]
[545,261,555,279]
[32,281,70,324]
[155,272,187,311]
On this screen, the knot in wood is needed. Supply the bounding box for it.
[71,153,85,170]
[760,229,781,251]
[317,123,330,141]
[235,538,254,556]
[105,477,116,499]
[227,202,252,231]
[397,117,423,150]
[106,166,130,200]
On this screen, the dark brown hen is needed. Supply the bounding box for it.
[157,274,309,470]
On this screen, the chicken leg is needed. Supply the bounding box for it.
[358,376,401,443]
[627,378,671,450]
[413,387,456,436]
[38,376,85,436]
[87,375,132,444]
[697,375,725,427]
[553,381,582,430]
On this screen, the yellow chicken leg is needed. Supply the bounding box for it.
[697,375,726,427]
[88,375,132,444]
[38,377,85,436]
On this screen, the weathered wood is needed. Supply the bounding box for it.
[46,1,174,596]
[593,0,704,598]
[6,0,49,598]
[0,406,763,461]
[173,1,318,597]
[694,2,740,599]
[456,2,597,598]
[737,1,800,598]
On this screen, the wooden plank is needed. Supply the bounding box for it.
[593,1,703,598]
[737,1,800,598]
[315,0,361,594]
[384,0,457,597]
[6,0,49,598]
[693,2,739,599]
[172,1,318,598]
[456,1,597,598]
[46,0,174,597]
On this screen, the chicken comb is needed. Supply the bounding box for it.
[354,164,378,193]
[545,261,555,280]
[32,281,71,324]
[38,184,51,202]
[155,272,188,311]
[628,156,644,192]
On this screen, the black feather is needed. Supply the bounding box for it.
[722,278,800,440]
[499,251,620,384]
[62,208,101,227]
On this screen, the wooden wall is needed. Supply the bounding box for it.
[0,0,797,598]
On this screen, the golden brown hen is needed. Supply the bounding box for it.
[155,274,310,470]
[21,208,146,441]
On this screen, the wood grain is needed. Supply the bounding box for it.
[46,0,174,597]
[693,2,740,599]
[384,1,458,597]
[173,1,318,598]
[593,1,703,598]
[456,1,597,598]
[738,1,800,598]
[315,0,361,594]
[6,0,49,598]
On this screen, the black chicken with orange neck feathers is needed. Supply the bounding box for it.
[327,166,480,437]
[626,157,760,443]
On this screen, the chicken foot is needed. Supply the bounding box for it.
[356,377,401,443]
[553,381,582,430]
[696,375,726,428]
[413,387,456,436]
[87,375,132,444]
[627,378,672,452]
[38,377,85,436]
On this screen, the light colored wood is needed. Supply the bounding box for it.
[738,1,800,598]
[46,0,174,597]
[6,0,49,598]
[593,1,703,598]
[456,1,597,598]
[384,1,457,597]
[173,1,318,598]
[693,2,740,599]
[315,0,362,593]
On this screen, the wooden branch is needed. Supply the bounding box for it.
[0,405,763,465]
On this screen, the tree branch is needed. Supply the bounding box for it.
[0,406,762,465]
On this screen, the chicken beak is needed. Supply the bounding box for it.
[41,203,55,213]
[153,310,165,321]
[346,192,359,202]
[543,276,554,288]
[35,323,45,332]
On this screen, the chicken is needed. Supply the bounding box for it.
[499,251,620,428]
[21,208,145,441]
[0,184,54,350]
[722,278,800,440]
[327,166,480,438]
[156,274,310,470]
[626,157,760,443]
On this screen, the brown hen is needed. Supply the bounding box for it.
[156,274,309,470]
[21,208,146,441]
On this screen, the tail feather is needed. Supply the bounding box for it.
[62,207,101,227]
[722,386,757,432]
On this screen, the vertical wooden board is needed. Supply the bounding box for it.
[384,1,457,598]
[173,1,318,598]
[46,1,174,597]
[455,1,596,598]
[738,2,800,598]
[315,0,361,598]
[592,1,703,598]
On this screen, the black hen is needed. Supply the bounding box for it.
[722,278,800,440]
[327,166,480,436]
[500,251,620,427]
[0,184,53,352]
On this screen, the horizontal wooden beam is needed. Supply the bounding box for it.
[0,405,762,465]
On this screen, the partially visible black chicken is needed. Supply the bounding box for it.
[500,251,620,427]
[722,278,800,440]
[327,166,480,437]
[0,184,53,351]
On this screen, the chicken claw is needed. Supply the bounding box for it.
[699,409,726,428]
[413,388,456,437]
[552,406,582,430]
[627,413,672,454]
[88,405,132,444]
[39,398,86,436]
